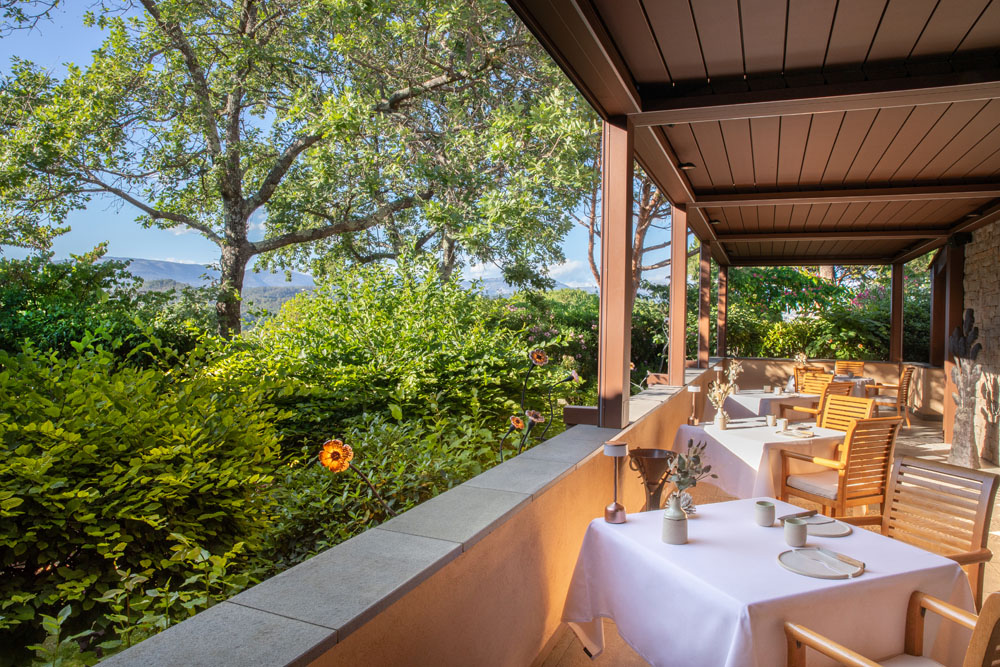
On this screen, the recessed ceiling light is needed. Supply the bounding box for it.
[708,219,721,225]
[678,162,696,171]
[965,212,978,218]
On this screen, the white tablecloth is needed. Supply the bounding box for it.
[563,499,973,667]
[784,375,874,397]
[722,390,819,421]
[673,418,845,498]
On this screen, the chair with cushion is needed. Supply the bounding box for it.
[816,394,876,432]
[834,360,865,376]
[779,380,852,421]
[841,456,999,610]
[865,365,915,427]
[780,416,902,517]
[785,590,1000,667]
[793,365,826,392]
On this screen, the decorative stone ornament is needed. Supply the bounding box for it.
[948,309,982,469]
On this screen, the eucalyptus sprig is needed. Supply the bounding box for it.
[668,440,717,497]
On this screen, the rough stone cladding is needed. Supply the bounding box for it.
[964,221,1000,457]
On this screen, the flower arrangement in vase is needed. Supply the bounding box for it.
[662,440,717,544]
[793,351,809,367]
[725,358,743,392]
[707,379,734,429]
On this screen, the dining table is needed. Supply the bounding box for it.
[672,417,845,499]
[721,389,819,421]
[562,498,974,667]
[783,374,875,397]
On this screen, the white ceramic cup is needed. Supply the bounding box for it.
[784,517,808,547]
[777,417,789,431]
[766,414,777,427]
[755,500,775,527]
[774,386,783,395]
[763,384,771,393]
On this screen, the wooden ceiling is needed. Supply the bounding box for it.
[506,0,1000,266]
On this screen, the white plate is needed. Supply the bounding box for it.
[802,515,853,537]
[778,548,864,579]
[775,428,815,439]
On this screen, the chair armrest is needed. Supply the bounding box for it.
[784,623,880,667]
[864,383,898,397]
[947,547,993,566]
[838,515,882,526]
[780,450,844,469]
[779,403,819,419]
[905,591,978,655]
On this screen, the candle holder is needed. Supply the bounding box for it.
[604,442,627,523]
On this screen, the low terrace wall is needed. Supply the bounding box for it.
[104,371,714,666]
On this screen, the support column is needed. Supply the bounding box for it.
[929,259,946,367]
[596,119,633,430]
[668,206,688,386]
[717,265,728,357]
[889,262,904,363]
[943,241,966,443]
[698,242,711,368]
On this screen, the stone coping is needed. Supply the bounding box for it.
[100,379,698,666]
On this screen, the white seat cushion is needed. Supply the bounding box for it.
[880,653,942,667]
[786,469,839,499]
[874,395,897,404]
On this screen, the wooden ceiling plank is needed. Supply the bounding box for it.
[910,0,991,58]
[777,115,812,185]
[907,198,953,223]
[824,0,888,68]
[805,203,831,229]
[689,0,745,80]
[591,0,670,84]
[867,103,950,181]
[690,183,1000,207]
[844,106,915,184]
[742,205,760,233]
[799,112,845,185]
[632,71,1000,126]
[841,201,874,230]
[819,202,851,230]
[866,0,938,62]
[690,121,735,189]
[822,109,879,184]
[881,199,929,224]
[788,203,812,229]
[917,99,1000,178]
[853,200,893,228]
[729,255,896,266]
[739,0,787,74]
[750,116,781,189]
[957,0,1000,52]
[785,0,838,72]
[893,201,1000,263]
[717,228,950,241]
[663,124,715,190]
[758,205,776,233]
[962,145,1000,179]
[891,100,989,182]
[720,119,755,187]
[774,204,794,232]
[641,0,707,82]
[942,124,1000,178]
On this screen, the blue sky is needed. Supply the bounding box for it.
[1,6,674,288]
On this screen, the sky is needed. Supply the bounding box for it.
[0,5,675,289]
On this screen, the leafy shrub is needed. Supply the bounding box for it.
[0,339,284,663]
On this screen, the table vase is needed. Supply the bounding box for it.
[662,494,688,544]
[714,412,728,430]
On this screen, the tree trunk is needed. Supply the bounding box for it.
[217,242,251,338]
[818,265,835,280]
[439,233,457,281]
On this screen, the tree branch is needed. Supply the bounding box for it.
[250,189,432,255]
[245,134,323,212]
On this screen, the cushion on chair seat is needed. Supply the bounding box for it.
[880,654,942,667]
[873,395,897,404]
[785,469,839,499]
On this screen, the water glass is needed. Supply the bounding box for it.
[754,500,775,527]
[784,517,808,547]
[776,417,789,431]
[763,384,771,393]
[766,414,777,427]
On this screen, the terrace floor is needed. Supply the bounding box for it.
[540,414,999,667]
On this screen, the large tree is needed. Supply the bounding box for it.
[0,0,594,335]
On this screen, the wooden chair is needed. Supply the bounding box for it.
[842,456,1000,610]
[835,360,865,376]
[793,365,825,392]
[779,381,852,420]
[785,591,1000,667]
[779,416,902,517]
[817,394,876,432]
[865,365,915,427]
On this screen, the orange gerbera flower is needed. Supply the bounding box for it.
[530,349,549,366]
[525,409,545,424]
[630,362,636,370]
[319,439,354,473]
[510,415,525,430]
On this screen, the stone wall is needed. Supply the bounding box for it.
[964,221,1000,462]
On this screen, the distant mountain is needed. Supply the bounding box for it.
[462,276,591,296]
[104,257,314,289]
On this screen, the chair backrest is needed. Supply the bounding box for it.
[793,365,825,392]
[834,360,865,376]
[800,373,835,396]
[816,382,855,414]
[883,457,1000,610]
[964,592,1000,667]
[838,417,902,503]
[892,365,916,408]
[818,395,875,431]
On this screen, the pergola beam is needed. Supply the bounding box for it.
[893,202,1000,263]
[633,70,1000,126]
[668,206,689,386]
[691,184,1000,208]
[717,229,950,242]
[728,256,892,266]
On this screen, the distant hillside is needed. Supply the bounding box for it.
[462,276,586,295]
[104,257,314,289]
[138,278,308,317]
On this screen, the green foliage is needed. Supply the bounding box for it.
[0,339,284,661]
[0,249,208,361]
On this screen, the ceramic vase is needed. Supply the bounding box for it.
[714,412,728,430]
[662,494,688,544]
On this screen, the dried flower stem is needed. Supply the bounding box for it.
[351,466,397,517]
